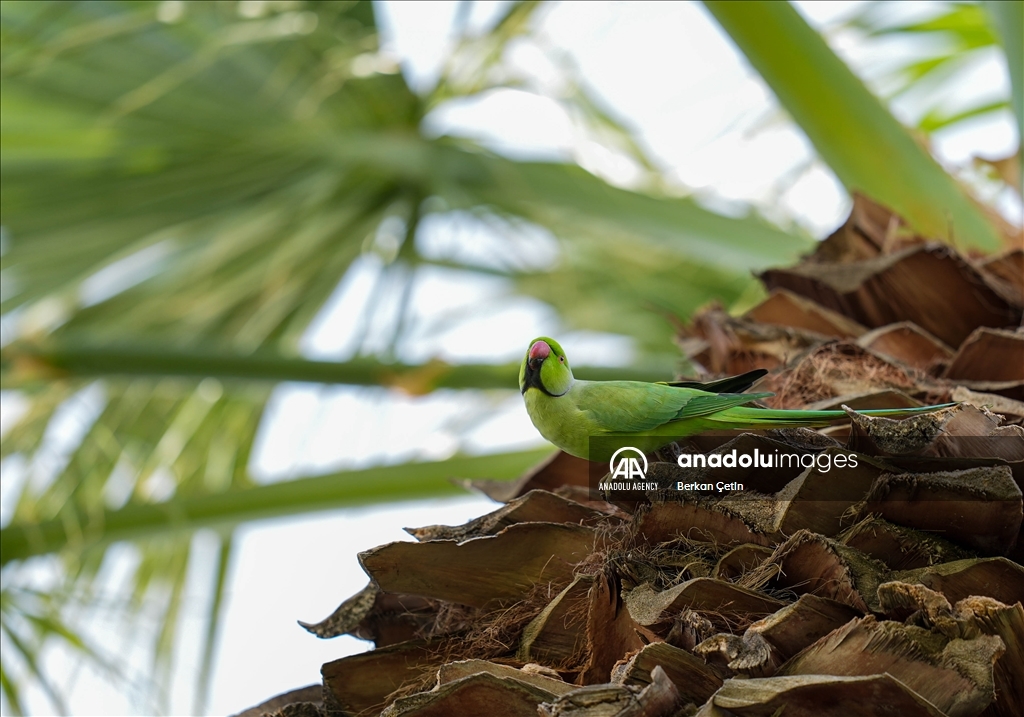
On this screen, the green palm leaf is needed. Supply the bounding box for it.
[702,0,1011,251]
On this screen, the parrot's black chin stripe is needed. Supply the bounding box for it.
[521,365,567,397]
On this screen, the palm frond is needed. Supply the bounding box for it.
[982,0,1023,152]
[1,447,554,564]
[703,0,1010,251]
[842,1,1020,182]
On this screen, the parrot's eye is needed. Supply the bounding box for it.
[559,356,564,363]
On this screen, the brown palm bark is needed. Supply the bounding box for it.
[237,196,1023,717]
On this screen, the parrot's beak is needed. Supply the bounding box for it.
[527,340,550,372]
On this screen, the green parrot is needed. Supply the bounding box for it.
[519,337,954,462]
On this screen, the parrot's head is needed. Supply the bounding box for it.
[519,337,573,397]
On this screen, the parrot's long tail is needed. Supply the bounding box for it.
[715,402,958,429]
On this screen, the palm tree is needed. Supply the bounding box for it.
[1,0,1019,713]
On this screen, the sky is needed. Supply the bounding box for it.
[0,0,1018,715]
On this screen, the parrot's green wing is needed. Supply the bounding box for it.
[673,392,775,419]
[573,380,773,434]
[660,369,768,394]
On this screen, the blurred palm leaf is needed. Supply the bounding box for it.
[0,1,809,712]
[841,0,1022,195]
[702,0,1009,251]
[845,1,1013,134]
[983,0,1023,166]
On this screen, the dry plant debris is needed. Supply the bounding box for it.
[235,196,1024,717]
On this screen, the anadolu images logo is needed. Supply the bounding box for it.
[609,446,647,480]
